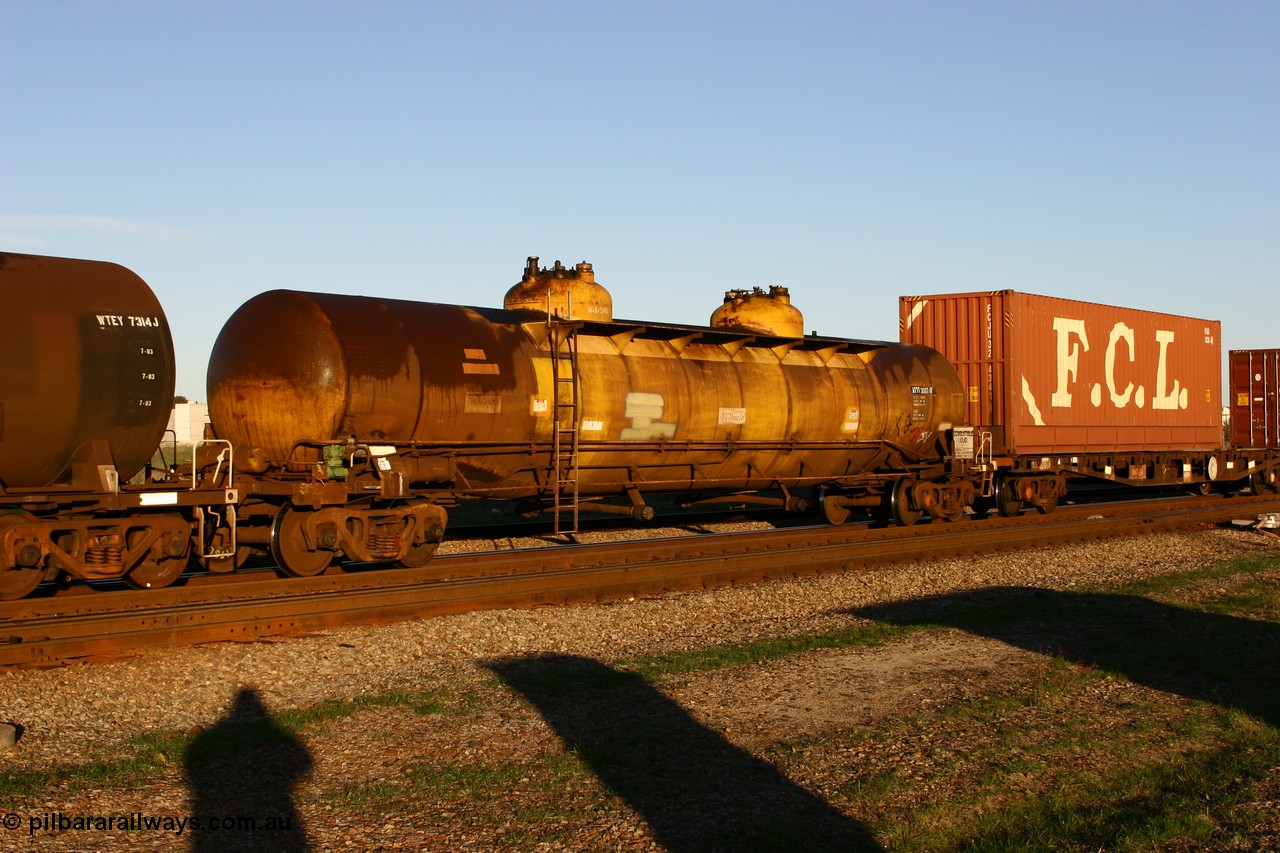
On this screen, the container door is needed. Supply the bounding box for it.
[900,292,1008,450]
[1231,350,1280,447]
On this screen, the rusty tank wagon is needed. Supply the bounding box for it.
[207,257,972,577]
[0,253,236,599]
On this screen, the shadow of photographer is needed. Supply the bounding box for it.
[185,687,312,852]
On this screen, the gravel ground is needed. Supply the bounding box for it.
[0,525,1277,851]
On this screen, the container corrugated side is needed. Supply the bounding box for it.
[900,291,1222,456]
[1230,349,1280,447]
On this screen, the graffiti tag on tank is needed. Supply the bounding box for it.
[620,392,677,440]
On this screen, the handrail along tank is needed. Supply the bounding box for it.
[207,258,967,510]
[0,252,174,488]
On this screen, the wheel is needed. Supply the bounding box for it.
[394,508,445,568]
[123,526,188,590]
[0,511,47,600]
[889,479,921,527]
[1195,481,1214,497]
[270,506,335,577]
[822,491,851,526]
[0,566,45,600]
[396,541,439,568]
[995,481,1023,517]
[123,558,185,590]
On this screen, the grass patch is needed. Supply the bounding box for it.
[329,781,415,809]
[1108,553,1279,598]
[934,657,1106,727]
[409,759,531,796]
[322,748,599,822]
[800,677,1280,851]
[269,686,462,732]
[0,686,464,798]
[929,712,1280,852]
[622,620,924,679]
[0,730,188,798]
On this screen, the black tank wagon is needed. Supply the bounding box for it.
[0,253,235,598]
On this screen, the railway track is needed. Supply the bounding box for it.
[2,494,1278,667]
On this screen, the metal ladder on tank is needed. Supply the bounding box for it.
[549,313,581,534]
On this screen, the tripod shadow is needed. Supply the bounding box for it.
[185,687,312,852]
[487,654,882,853]
[853,586,1280,726]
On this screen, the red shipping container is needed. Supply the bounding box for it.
[1229,349,1280,447]
[899,291,1222,456]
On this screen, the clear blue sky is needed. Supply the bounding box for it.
[4,1,1277,400]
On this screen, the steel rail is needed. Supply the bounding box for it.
[2,495,1277,667]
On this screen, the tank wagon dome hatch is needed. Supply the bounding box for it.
[503,256,613,323]
[710,285,805,338]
